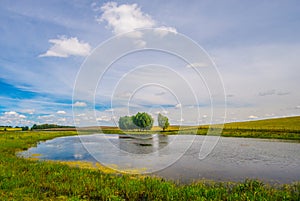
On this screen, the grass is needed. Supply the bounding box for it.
[0,127,22,131]
[101,116,300,140]
[45,116,300,140]
[0,130,299,200]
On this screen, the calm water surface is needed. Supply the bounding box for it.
[19,134,300,183]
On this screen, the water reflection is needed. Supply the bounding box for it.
[116,134,169,154]
[18,134,300,183]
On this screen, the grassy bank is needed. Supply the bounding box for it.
[0,130,299,200]
[88,116,300,140]
[42,116,300,140]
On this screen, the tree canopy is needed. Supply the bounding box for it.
[118,116,136,130]
[31,124,74,130]
[158,113,170,131]
[118,112,154,131]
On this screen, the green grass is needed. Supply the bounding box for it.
[218,116,300,140]
[0,130,299,200]
[165,116,300,140]
[0,127,22,131]
[223,116,300,130]
[45,116,300,140]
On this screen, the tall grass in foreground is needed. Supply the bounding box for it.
[0,131,299,200]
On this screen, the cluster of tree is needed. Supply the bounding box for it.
[119,112,154,131]
[118,112,170,131]
[15,126,29,131]
[158,113,170,131]
[1,126,29,131]
[31,124,75,130]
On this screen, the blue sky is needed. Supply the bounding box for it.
[0,0,299,126]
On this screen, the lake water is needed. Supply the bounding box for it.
[19,134,300,184]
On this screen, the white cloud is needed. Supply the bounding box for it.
[98,2,177,40]
[57,110,66,114]
[296,106,300,109]
[96,116,112,122]
[21,109,35,115]
[4,111,26,119]
[73,101,87,107]
[19,114,26,119]
[133,39,147,48]
[175,103,182,109]
[154,26,177,37]
[0,111,28,125]
[39,36,91,58]
[38,114,55,119]
[154,110,169,115]
[248,115,258,119]
[4,111,18,116]
[98,2,155,35]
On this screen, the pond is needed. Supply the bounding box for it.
[19,134,300,184]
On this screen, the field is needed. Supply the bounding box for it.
[0,131,299,200]
[76,116,300,140]
[0,127,22,131]
[43,116,300,140]
[0,116,300,200]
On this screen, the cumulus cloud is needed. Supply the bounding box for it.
[97,2,177,39]
[57,110,66,114]
[175,103,182,109]
[98,2,155,35]
[248,115,258,119]
[19,114,26,119]
[4,111,18,116]
[154,26,177,37]
[0,111,28,126]
[73,101,87,107]
[39,36,91,58]
[3,111,26,119]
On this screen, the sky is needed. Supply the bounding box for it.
[0,0,299,127]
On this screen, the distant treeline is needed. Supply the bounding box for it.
[0,126,13,128]
[0,125,29,131]
[31,124,75,130]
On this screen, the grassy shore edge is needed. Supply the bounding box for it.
[0,130,299,200]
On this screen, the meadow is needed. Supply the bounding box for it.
[0,116,299,200]
[78,116,300,140]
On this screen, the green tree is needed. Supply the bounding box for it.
[21,126,29,131]
[133,112,154,131]
[158,113,170,131]
[31,124,37,130]
[118,116,136,130]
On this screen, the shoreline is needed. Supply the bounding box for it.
[1,130,299,200]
